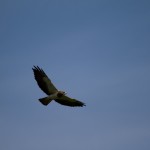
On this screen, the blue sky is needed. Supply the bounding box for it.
[0,0,150,150]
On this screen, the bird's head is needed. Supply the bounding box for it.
[57,91,67,97]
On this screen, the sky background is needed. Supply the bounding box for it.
[0,0,150,150]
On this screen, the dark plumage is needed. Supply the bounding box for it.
[32,66,57,95]
[32,66,86,107]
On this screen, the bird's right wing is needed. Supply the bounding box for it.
[55,95,86,107]
[32,66,58,95]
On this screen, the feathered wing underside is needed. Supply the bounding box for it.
[55,95,86,107]
[32,66,58,95]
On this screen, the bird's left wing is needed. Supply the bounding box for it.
[32,66,58,95]
[55,95,86,107]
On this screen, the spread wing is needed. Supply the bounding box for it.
[32,66,58,95]
[55,95,86,107]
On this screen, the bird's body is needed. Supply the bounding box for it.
[32,66,85,107]
[47,91,63,100]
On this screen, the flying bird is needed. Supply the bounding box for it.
[32,66,85,107]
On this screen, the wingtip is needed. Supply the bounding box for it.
[81,103,86,107]
[33,65,44,71]
[77,101,86,107]
[32,65,37,70]
[33,65,38,69]
[32,66,42,72]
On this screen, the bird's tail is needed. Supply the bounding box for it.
[39,97,53,106]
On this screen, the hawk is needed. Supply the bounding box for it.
[32,66,86,107]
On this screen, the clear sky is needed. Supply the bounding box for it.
[0,0,150,150]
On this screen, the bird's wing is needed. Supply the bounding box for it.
[32,66,58,95]
[55,95,86,107]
